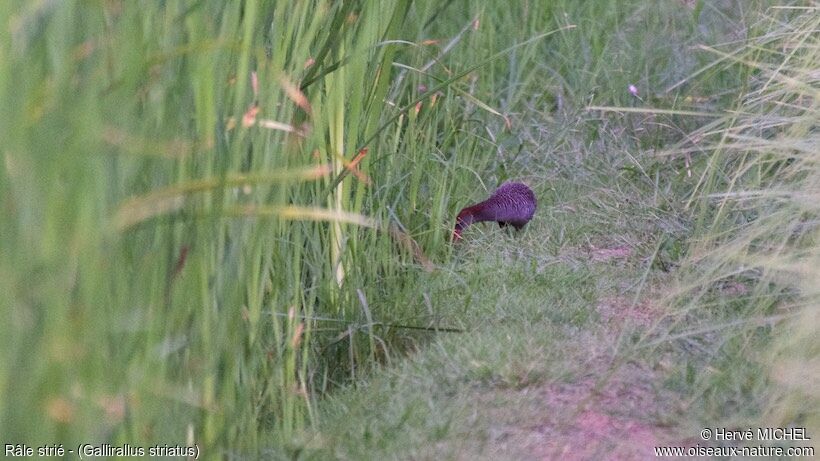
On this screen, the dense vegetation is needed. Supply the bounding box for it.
[1,0,816,458]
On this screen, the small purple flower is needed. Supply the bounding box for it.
[628,84,639,97]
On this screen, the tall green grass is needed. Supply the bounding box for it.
[668,2,819,443]
[1,0,794,455]
[0,0,431,449]
[0,0,573,450]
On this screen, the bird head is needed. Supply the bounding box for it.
[452,210,473,242]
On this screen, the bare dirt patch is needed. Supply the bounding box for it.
[527,361,677,460]
[470,293,681,460]
[556,243,638,268]
[589,245,634,263]
[596,295,665,329]
[471,358,680,461]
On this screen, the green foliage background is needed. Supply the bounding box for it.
[1,0,815,457]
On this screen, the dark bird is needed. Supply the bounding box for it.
[452,182,537,242]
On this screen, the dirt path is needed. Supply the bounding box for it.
[505,308,675,459]
[479,253,683,460]
[314,212,699,460]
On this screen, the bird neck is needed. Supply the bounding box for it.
[454,203,492,233]
[460,201,495,223]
